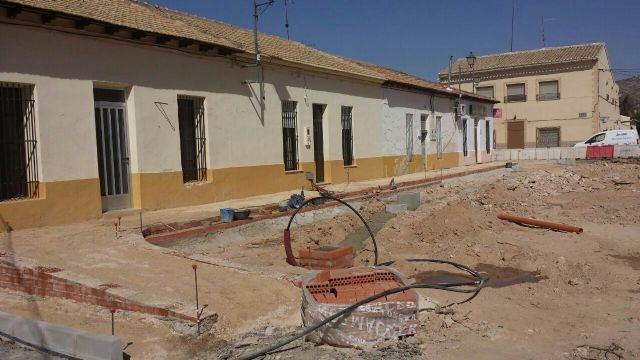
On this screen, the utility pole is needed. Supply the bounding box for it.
[458,65,463,102]
[541,16,546,47]
[447,56,453,90]
[250,0,274,124]
[284,0,291,40]
[510,0,515,52]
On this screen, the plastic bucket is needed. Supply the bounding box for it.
[220,208,234,223]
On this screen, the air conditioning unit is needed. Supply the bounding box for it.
[455,103,467,116]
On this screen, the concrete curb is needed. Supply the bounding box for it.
[0,310,122,360]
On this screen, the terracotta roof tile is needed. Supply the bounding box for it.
[439,43,604,76]
[5,0,383,80]
[352,60,496,102]
[6,0,242,49]
[4,0,492,102]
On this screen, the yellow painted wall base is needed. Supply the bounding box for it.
[426,152,460,170]
[1,153,463,229]
[0,179,102,230]
[133,154,460,211]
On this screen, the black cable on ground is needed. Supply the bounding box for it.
[286,195,379,265]
[243,196,488,360]
[236,259,486,360]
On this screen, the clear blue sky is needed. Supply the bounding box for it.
[146,0,640,81]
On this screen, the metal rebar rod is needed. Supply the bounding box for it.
[192,264,200,336]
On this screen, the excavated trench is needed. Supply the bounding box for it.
[413,263,547,288]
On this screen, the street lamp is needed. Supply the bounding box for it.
[466,51,476,68]
[466,52,477,92]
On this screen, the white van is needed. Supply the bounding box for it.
[573,130,639,147]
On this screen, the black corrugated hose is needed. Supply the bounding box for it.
[236,197,487,360]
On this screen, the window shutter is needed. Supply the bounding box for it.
[507,84,525,96]
[539,81,558,95]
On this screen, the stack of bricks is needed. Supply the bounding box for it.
[0,255,215,324]
[298,245,354,270]
[305,267,417,304]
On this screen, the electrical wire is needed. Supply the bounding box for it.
[236,259,486,360]
[286,195,379,265]
[237,197,487,360]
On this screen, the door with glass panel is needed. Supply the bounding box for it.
[93,88,131,212]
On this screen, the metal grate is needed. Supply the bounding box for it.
[178,96,207,183]
[485,121,491,154]
[341,106,354,166]
[282,100,298,171]
[462,118,468,156]
[536,92,560,101]
[536,127,560,148]
[0,82,38,201]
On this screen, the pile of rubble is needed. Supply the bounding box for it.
[472,162,640,214]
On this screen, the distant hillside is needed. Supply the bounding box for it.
[618,76,640,117]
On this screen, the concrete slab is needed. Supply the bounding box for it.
[397,191,420,210]
[0,311,122,360]
[386,204,408,214]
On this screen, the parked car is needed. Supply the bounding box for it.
[573,130,639,147]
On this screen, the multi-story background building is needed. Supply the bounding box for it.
[439,43,621,148]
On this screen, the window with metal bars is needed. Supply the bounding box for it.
[462,118,468,156]
[341,106,354,166]
[405,114,414,161]
[485,121,491,154]
[282,100,298,171]
[177,96,207,183]
[0,82,38,201]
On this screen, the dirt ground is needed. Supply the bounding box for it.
[2,160,639,359]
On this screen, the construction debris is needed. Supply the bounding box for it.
[301,267,419,347]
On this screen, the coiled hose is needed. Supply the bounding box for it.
[237,197,487,360]
[284,195,378,266]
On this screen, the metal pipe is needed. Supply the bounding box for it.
[192,264,200,336]
[497,214,583,234]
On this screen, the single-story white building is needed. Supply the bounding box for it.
[0,0,496,228]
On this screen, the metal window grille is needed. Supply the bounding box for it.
[462,118,468,156]
[485,121,491,154]
[282,100,298,171]
[436,116,443,159]
[0,82,38,201]
[405,114,413,161]
[341,106,354,166]
[536,127,560,148]
[177,96,207,183]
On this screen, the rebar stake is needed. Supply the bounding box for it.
[192,263,200,336]
[110,308,116,335]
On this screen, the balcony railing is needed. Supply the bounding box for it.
[536,92,560,101]
[504,94,526,103]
